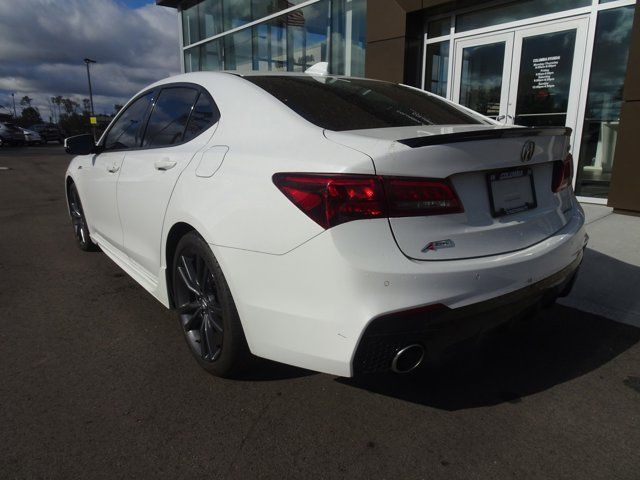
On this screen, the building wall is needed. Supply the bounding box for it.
[608,1,640,213]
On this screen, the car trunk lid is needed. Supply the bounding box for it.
[325,125,575,260]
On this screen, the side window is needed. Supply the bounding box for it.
[142,87,199,148]
[183,93,220,142]
[103,92,153,150]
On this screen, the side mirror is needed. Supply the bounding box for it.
[64,134,99,155]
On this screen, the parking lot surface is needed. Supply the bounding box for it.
[1,145,639,479]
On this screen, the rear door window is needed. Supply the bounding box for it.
[142,87,199,148]
[245,76,489,131]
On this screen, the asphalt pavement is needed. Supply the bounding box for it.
[1,145,639,479]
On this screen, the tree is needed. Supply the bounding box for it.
[52,95,63,124]
[82,98,91,115]
[61,98,78,115]
[114,104,124,114]
[20,95,33,108]
[17,106,42,128]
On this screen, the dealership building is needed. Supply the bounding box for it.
[158,0,639,213]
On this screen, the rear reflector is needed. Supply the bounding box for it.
[273,173,463,229]
[552,154,574,192]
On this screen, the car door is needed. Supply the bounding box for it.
[117,85,220,277]
[81,91,154,251]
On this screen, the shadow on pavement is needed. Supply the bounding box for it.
[235,358,317,381]
[338,305,640,410]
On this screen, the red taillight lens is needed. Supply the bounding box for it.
[272,174,387,229]
[383,177,463,216]
[273,173,463,229]
[552,154,574,193]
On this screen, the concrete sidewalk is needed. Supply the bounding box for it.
[558,203,640,328]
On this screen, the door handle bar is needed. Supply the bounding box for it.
[154,159,177,171]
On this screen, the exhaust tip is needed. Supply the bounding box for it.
[390,344,425,374]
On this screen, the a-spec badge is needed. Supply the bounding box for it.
[421,239,455,253]
[521,140,536,163]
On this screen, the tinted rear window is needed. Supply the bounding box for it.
[244,76,487,131]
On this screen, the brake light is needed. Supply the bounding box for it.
[272,173,463,229]
[552,154,573,192]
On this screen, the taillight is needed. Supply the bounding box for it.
[383,177,463,216]
[552,154,574,192]
[272,173,463,229]
[272,174,387,229]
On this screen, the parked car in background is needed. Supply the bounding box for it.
[64,72,587,379]
[20,127,43,145]
[0,122,26,146]
[30,124,65,144]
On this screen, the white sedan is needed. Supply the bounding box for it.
[64,72,587,377]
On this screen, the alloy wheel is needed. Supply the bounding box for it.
[68,185,88,246]
[175,252,224,362]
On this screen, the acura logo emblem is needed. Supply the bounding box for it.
[521,140,536,162]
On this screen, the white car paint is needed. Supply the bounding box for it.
[66,71,587,377]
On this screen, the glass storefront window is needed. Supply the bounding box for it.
[575,6,636,198]
[223,28,253,71]
[182,0,201,46]
[199,0,224,40]
[456,0,590,32]
[182,0,365,77]
[201,38,224,71]
[182,0,223,46]
[427,17,450,38]
[251,0,309,21]
[424,41,449,97]
[222,0,252,32]
[184,46,199,72]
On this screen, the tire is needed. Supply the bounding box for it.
[58,138,64,145]
[67,182,98,252]
[172,232,251,377]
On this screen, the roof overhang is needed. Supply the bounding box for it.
[156,0,180,8]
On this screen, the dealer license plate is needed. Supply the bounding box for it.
[487,167,537,217]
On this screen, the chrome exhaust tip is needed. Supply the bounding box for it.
[390,344,425,374]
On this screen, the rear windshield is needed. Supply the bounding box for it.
[244,76,488,131]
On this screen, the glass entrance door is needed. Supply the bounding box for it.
[508,19,588,134]
[452,18,588,148]
[453,33,514,121]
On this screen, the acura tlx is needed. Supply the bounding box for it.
[64,72,587,378]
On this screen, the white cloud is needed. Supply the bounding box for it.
[0,0,179,118]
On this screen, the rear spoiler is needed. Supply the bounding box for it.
[397,127,572,148]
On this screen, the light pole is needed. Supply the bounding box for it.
[84,58,97,139]
[11,93,17,118]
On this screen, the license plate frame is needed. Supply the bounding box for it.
[487,167,537,218]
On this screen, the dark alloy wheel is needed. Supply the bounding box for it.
[172,232,250,377]
[67,183,98,251]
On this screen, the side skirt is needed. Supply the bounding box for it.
[91,233,171,308]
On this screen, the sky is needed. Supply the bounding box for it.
[0,0,180,122]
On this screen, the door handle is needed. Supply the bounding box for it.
[154,159,177,171]
[106,163,120,173]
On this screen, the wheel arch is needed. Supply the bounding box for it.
[64,175,76,216]
[165,221,198,308]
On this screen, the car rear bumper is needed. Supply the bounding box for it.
[214,205,587,377]
[352,254,581,374]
